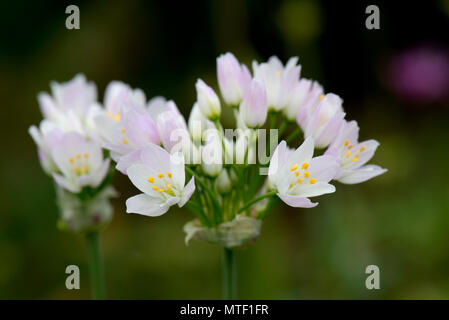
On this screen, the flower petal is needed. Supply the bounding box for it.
[277,193,318,208]
[126,193,169,217]
[127,164,160,196]
[295,181,336,198]
[308,155,340,182]
[179,177,195,207]
[338,165,387,184]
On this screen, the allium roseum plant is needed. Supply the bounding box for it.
[30,53,386,300]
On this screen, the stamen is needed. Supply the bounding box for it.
[345,151,351,158]
[167,172,172,178]
[69,157,74,164]
[309,178,317,184]
[319,95,325,101]
[304,171,310,178]
[352,157,359,162]
[121,128,126,134]
[152,186,159,191]
[297,178,303,184]
[148,176,154,183]
[158,188,165,193]
[344,139,349,146]
[84,153,89,159]
[290,164,298,171]
[294,171,299,177]
[157,173,165,178]
[359,146,365,152]
[76,154,81,159]
[166,184,171,190]
[348,145,353,149]
[114,112,121,122]
[277,71,281,77]
[301,163,309,169]
[122,138,128,144]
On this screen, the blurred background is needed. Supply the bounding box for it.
[0,0,448,299]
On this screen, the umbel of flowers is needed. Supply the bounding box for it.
[29,53,386,299]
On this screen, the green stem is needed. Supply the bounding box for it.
[286,127,301,144]
[86,232,106,300]
[222,248,237,299]
[237,191,276,214]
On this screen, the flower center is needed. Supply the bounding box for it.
[342,139,365,164]
[69,153,90,176]
[289,162,316,188]
[148,172,175,196]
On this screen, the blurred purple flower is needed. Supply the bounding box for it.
[389,45,449,103]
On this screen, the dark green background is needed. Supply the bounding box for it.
[1,0,448,299]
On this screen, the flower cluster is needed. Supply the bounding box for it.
[30,53,386,244]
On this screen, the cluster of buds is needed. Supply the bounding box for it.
[30,53,386,246]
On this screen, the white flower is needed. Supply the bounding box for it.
[325,120,387,184]
[196,79,221,120]
[240,79,268,128]
[93,81,160,162]
[188,102,214,142]
[303,93,346,149]
[51,132,110,193]
[252,56,301,111]
[125,144,195,217]
[268,137,339,207]
[201,130,223,177]
[217,52,252,106]
[37,74,97,136]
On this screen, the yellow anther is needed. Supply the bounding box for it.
[166,184,171,190]
[84,153,89,159]
[319,95,325,101]
[304,171,310,178]
[277,71,281,77]
[309,178,317,185]
[152,186,159,191]
[348,144,354,149]
[344,139,349,146]
[81,166,88,174]
[290,164,298,171]
[72,166,79,172]
[297,178,303,184]
[76,154,81,159]
[359,146,365,152]
[122,138,128,144]
[106,112,113,119]
[121,128,126,134]
[345,151,351,158]
[352,157,359,162]
[294,171,299,177]
[69,157,74,164]
[148,176,154,183]
[301,162,309,169]
[158,188,165,193]
[167,172,172,178]
[114,112,121,122]
[157,173,165,178]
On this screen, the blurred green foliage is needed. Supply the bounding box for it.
[0,0,448,299]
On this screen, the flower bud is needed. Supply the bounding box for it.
[304,93,345,149]
[240,80,268,128]
[188,103,213,142]
[217,52,251,106]
[201,130,223,177]
[215,169,232,194]
[196,79,221,120]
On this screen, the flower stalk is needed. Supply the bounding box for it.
[86,231,106,300]
[222,248,237,300]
